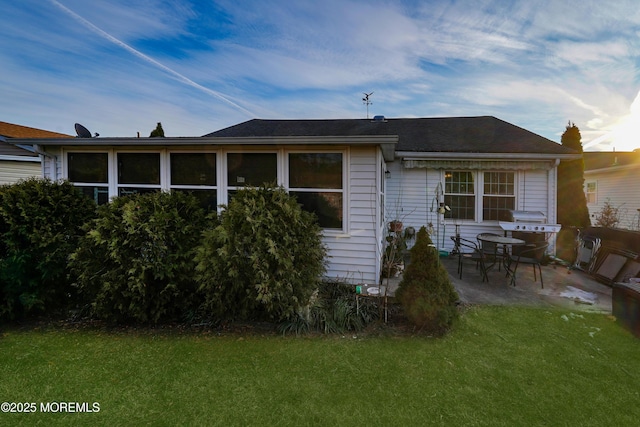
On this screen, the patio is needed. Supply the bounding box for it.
[379,254,612,314]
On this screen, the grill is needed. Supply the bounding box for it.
[499,210,561,233]
[499,210,561,255]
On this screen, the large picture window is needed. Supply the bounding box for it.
[67,152,109,204]
[170,153,217,210]
[117,152,161,196]
[227,153,277,187]
[483,172,515,221]
[289,153,343,229]
[444,171,475,220]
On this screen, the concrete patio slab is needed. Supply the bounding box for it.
[379,255,612,314]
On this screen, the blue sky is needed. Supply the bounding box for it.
[1,0,640,151]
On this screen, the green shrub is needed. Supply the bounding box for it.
[0,178,96,321]
[395,226,459,335]
[279,280,379,335]
[196,185,326,322]
[71,191,210,324]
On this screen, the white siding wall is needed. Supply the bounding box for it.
[385,161,559,253]
[46,144,384,285]
[517,169,548,212]
[585,168,640,230]
[385,161,441,249]
[323,146,381,285]
[41,147,62,180]
[0,161,41,185]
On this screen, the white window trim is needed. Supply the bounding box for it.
[222,149,281,206]
[115,150,164,196]
[585,180,597,205]
[62,147,352,233]
[443,170,518,223]
[481,171,516,222]
[168,150,218,190]
[284,148,349,234]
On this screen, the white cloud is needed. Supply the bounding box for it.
[1,0,640,149]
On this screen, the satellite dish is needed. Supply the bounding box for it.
[75,123,92,138]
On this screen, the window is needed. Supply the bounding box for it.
[444,171,475,220]
[483,172,515,221]
[227,153,277,187]
[585,181,597,204]
[227,153,277,199]
[444,170,515,222]
[67,152,109,204]
[117,152,161,196]
[289,153,343,229]
[170,153,217,210]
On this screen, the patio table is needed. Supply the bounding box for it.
[477,234,526,282]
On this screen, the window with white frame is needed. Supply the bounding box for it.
[117,152,161,196]
[444,170,515,222]
[227,152,277,199]
[67,152,109,204]
[585,181,597,204]
[288,152,344,229]
[482,172,515,221]
[170,153,217,210]
[444,171,475,220]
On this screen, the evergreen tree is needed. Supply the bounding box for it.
[395,226,459,335]
[557,122,590,228]
[149,122,165,137]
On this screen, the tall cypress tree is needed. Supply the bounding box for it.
[557,122,590,228]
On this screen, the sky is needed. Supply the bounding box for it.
[1,0,640,151]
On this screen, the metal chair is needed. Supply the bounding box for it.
[506,241,549,288]
[450,236,484,280]
[477,233,505,275]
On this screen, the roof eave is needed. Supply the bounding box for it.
[585,163,639,174]
[10,135,398,146]
[396,151,581,161]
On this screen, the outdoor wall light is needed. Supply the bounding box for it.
[385,170,391,178]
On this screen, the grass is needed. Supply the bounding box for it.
[1,306,639,426]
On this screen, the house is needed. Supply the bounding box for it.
[583,150,640,230]
[0,121,72,185]
[9,116,579,285]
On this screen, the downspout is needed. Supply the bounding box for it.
[549,158,561,256]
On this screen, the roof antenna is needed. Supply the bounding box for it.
[362,92,373,119]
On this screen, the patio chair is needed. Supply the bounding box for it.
[477,233,505,273]
[506,241,549,288]
[450,236,484,280]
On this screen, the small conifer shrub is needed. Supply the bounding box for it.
[395,226,459,335]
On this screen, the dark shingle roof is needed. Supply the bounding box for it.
[583,151,640,171]
[205,116,576,155]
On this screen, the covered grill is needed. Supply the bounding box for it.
[499,210,561,255]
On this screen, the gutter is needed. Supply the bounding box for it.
[396,151,581,161]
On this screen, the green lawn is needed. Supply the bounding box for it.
[1,306,639,426]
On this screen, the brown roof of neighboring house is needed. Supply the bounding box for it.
[1,121,72,158]
[583,151,640,171]
[0,121,72,139]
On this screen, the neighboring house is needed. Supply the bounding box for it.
[10,116,579,285]
[583,150,640,230]
[0,121,72,185]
